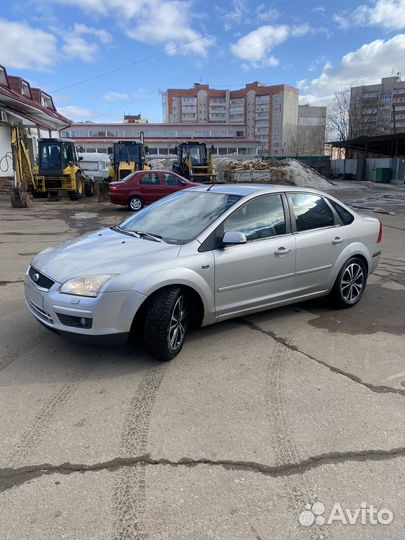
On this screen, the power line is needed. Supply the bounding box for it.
[51,0,299,93]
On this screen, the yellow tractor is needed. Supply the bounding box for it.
[35,138,92,199]
[9,127,93,207]
[109,137,150,182]
[172,141,215,182]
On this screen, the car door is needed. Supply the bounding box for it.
[213,193,296,319]
[161,172,187,194]
[287,192,349,296]
[137,172,167,204]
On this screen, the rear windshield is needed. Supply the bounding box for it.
[121,190,242,244]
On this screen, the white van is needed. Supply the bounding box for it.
[78,152,111,182]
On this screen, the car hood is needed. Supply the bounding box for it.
[31,228,181,283]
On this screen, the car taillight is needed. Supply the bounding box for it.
[377,220,383,244]
[110,186,118,192]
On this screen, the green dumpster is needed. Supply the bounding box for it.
[375,168,392,183]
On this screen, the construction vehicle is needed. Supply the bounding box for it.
[9,124,33,208]
[108,134,149,181]
[172,141,215,182]
[35,138,93,199]
[9,126,93,207]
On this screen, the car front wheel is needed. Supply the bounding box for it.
[144,287,189,361]
[330,257,367,308]
[128,196,144,211]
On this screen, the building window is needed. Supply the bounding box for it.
[158,148,169,155]
[218,148,227,155]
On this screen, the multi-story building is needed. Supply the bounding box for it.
[164,82,301,156]
[61,121,259,157]
[297,105,327,155]
[350,76,405,136]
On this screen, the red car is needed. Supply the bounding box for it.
[109,170,201,211]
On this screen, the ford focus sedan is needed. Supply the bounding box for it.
[109,169,200,211]
[25,185,382,361]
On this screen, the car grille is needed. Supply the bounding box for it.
[27,299,54,325]
[29,266,55,290]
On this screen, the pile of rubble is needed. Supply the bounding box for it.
[215,157,331,189]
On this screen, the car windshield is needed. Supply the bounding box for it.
[119,190,242,244]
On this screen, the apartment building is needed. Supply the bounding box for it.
[297,105,327,155]
[164,82,300,156]
[350,76,405,136]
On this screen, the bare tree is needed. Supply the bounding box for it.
[327,88,351,141]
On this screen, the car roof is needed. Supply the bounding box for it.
[188,184,324,196]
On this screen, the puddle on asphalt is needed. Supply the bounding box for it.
[303,284,404,336]
[72,212,99,219]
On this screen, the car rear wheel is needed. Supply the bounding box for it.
[330,257,367,308]
[128,196,144,211]
[144,287,189,361]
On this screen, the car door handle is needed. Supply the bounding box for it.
[332,237,344,245]
[274,247,291,255]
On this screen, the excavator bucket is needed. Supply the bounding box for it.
[10,187,31,208]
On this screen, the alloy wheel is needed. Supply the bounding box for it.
[168,295,187,351]
[340,263,365,303]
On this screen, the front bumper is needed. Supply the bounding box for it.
[25,275,146,339]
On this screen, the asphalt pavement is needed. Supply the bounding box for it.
[0,180,404,540]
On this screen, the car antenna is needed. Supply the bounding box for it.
[206,183,215,191]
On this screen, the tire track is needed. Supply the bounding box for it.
[266,330,328,540]
[6,362,95,467]
[113,366,166,540]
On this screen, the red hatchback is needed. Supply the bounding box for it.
[109,170,201,211]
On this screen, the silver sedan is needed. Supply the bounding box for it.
[25,185,382,360]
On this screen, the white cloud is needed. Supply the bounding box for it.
[57,105,99,120]
[334,0,405,30]
[298,34,405,105]
[73,23,112,44]
[230,24,310,67]
[0,18,57,71]
[62,24,112,62]
[104,91,130,101]
[55,0,215,57]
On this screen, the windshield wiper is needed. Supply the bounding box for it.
[111,226,163,242]
[110,225,140,238]
[133,230,163,242]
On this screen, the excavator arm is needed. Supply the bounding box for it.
[10,124,36,208]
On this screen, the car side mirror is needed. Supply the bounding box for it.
[144,145,149,153]
[222,231,247,246]
[78,156,83,161]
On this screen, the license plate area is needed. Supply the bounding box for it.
[26,283,45,310]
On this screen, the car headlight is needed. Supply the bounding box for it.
[60,274,115,297]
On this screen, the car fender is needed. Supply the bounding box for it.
[328,242,371,291]
[133,266,215,324]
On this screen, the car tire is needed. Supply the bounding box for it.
[144,287,189,361]
[128,196,144,211]
[330,257,367,309]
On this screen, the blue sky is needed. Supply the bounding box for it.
[0,0,404,123]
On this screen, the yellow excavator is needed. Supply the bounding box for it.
[108,134,150,181]
[10,124,92,207]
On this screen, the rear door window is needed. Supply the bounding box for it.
[326,198,354,225]
[289,193,335,231]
